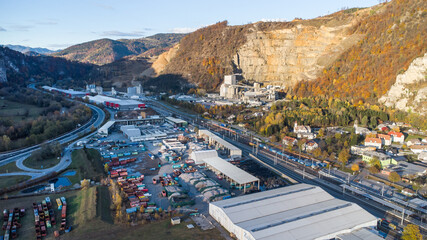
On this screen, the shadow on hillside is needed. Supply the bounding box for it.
[142,74,192,93]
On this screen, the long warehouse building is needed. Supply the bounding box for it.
[198,129,242,159]
[86,95,145,110]
[209,184,378,240]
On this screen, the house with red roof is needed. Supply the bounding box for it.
[377,134,391,146]
[388,131,404,144]
[364,137,382,149]
[282,136,297,146]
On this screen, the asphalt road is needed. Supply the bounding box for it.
[0,102,105,165]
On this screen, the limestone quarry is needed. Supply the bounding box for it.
[380,53,427,115]
[233,23,363,87]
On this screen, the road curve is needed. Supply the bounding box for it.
[0,102,105,165]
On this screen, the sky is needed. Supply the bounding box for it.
[0,0,380,50]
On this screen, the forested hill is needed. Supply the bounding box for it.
[150,0,426,112]
[52,33,185,65]
[0,46,94,87]
[294,0,426,101]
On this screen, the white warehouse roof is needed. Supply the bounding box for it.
[190,150,218,165]
[87,95,118,104]
[199,130,242,158]
[87,95,142,106]
[204,157,259,185]
[98,120,115,135]
[166,116,187,124]
[209,184,378,240]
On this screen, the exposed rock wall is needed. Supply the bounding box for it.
[234,23,362,87]
[151,44,179,75]
[379,53,427,115]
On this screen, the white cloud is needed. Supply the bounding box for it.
[99,31,145,37]
[0,27,6,31]
[10,25,33,31]
[170,27,197,34]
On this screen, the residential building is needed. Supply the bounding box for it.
[283,136,297,146]
[297,132,317,140]
[407,138,421,146]
[377,134,391,146]
[364,137,382,149]
[362,151,397,168]
[388,131,404,144]
[410,144,427,154]
[304,140,318,152]
[350,145,376,155]
[294,122,311,134]
[354,122,372,135]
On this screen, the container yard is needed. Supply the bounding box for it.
[2,208,25,240]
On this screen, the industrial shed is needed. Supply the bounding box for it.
[209,184,378,240]
[86,95,145,110]
[98,120,115,137]
[190,150,219,165]
[120,125,142,142]
[42,86,88,98]
[165,116,188,127]
[203,156,259,193]
[199,130,242,159]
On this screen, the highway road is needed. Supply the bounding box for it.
[0,99,105,166]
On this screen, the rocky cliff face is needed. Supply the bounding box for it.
[234,22,362,87]
[379,53,427,115]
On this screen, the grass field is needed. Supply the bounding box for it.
[0,189,81,240]
[68,148,104,184]
[0,99,46,122]
[405,133,425,141]
[23,155,61,170]
[0,161,20,173]
[0,175,31,190]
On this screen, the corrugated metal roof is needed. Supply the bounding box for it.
[337,228,383,240]
[203,157,259,185]
[99,121,115,131]
[199,130,241,152]
[190,150,218,164]
[210,184,378,240]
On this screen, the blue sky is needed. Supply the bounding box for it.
[0,0,380,50]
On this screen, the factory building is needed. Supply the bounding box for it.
[198,129,242,159]
[86,95,145,110]
[165,116,188,128]
[98,120,115,137]
[209,184,378,240]
[42,86,88,98]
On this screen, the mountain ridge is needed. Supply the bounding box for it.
[52,33,185,65]
[2,44,57,55]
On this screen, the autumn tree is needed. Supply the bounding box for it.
[388,172,401,183]
[351,164,359,172]
[369,157,381,169]
[401,224,422,240]
[338,149,350,169]
[104,163,109,173]
[81,179,90,189]
[313,148,322,158]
